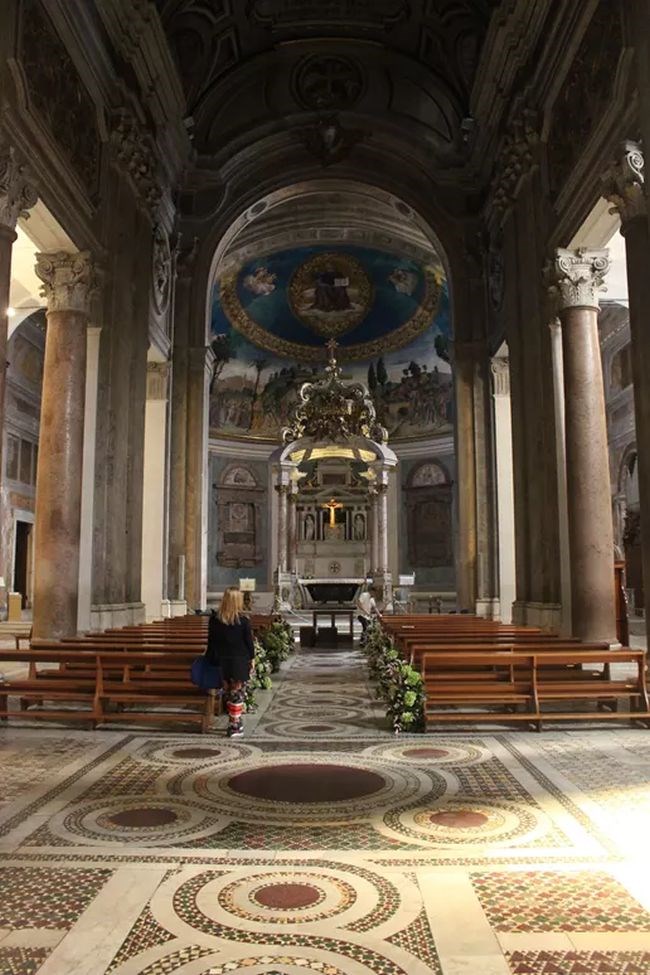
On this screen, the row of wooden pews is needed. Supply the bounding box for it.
[381,615,650,730]
[0,614,274,732]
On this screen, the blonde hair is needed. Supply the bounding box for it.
[218,586,243,625]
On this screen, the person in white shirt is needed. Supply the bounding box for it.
[356,586,381,642]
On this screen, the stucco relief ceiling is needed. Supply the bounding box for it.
[156,0,500,157]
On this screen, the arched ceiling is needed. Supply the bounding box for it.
[157,1,501,163]
[215,182,439,275]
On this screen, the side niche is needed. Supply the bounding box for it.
[215,464,265,568]
[405,460,453,567]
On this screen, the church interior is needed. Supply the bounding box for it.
[2,1,650,973]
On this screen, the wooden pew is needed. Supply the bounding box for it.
[0,649,216,732]
[420,648,650,729]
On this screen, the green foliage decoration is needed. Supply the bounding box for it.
[245,637,273,711]
[362,621,425,733]
[261,619,294,672]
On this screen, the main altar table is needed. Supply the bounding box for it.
[312,609,355,636]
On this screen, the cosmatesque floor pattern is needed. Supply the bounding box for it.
[1,648,650,974]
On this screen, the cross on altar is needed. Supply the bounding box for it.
[323,497,343,527]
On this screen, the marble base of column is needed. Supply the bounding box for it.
[561,306,616,642]
[32,310,87,639]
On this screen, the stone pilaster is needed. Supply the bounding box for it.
[602,140,650,647]
[453,342,478,611]
[490,355,516,623]
[142,362,171,621]
[547,248,616,642]
[184,345,214,610]
[32,251,98,639]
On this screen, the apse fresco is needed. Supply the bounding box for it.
[210,245,452,442]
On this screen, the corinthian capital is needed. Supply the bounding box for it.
[35,251,98,315]
[0,143,38,230]
[601,140,645,225]
[546,248,610,311]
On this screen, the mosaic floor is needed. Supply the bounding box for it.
[1,648,650,974]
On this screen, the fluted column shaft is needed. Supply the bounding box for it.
[548,249,616,643]
[32,252,97,639]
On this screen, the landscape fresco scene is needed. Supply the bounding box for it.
[210,245,453,442]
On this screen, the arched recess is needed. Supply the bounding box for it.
[171,143,489,609]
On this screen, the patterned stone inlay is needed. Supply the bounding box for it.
[507,950,650,973]
[228,763,385,803]
[473,871,650,931]
[0,946,52,975]
[0,867,112,929]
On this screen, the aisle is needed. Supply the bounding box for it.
[1,648,650,974]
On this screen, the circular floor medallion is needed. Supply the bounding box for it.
[427,810,488,828]
[108,806,178,829]
[383,797,549,848]
[402,747,450,759]
[227,763,385,803]
[252,882,323,910]
[172,747,223,760]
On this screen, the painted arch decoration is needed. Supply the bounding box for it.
[211,244,452,442]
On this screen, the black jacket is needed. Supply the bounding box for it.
[206,613,255,682]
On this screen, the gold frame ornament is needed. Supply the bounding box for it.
[218,259,444,363]
[288,251,373,338]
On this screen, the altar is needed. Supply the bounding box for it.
[299,578,364,606]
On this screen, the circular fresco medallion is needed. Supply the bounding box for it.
[288,252,373,338]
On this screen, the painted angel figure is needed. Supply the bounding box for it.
[244,266,276,296]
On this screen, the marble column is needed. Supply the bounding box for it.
[369,489,379,576]
[548,319,572,636]
[377,482,389,574]
[490,355,516,623]
[276,484,289,574]
[32,251,98,639]
[548,249,616,643]
[603,141,650,647]
[287,486,298,575]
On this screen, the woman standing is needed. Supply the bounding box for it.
[207,587,255,738]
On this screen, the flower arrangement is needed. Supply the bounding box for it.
[245,637,273,711]
[262,619,294,672]
[362,621,425,733]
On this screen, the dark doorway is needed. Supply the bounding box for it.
[14,521,32,610]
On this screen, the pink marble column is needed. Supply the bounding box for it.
[32,252,97,639]
[548,249,616,643]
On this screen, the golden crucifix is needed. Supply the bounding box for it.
[323,497,343,527]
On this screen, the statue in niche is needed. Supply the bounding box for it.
[304,513,315,540]
[353,512,365,540]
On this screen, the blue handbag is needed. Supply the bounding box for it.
[190,655,222,691]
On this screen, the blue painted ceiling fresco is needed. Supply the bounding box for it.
[211,244,452,442]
